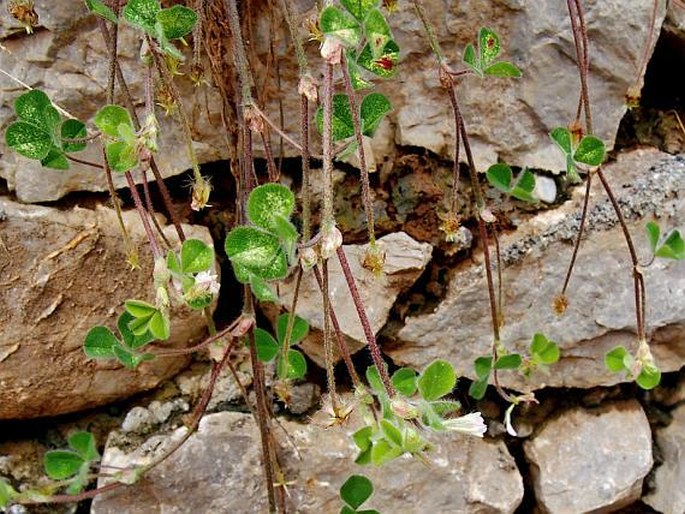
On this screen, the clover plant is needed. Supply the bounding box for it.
[225,183,299,302]
[254,313,309,380]
[4,90,86,170]
[43,431,100,495]
[549,127,606,183]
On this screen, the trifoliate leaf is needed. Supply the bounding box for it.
[418,359,456,401]
[83,326,118,359]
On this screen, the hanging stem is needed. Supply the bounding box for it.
[340,53,377,247]
[336,247,393,396]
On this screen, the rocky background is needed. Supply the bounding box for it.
[1,0,685,513]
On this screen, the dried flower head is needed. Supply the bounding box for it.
[552,294,569,315]
[8,1,38,34]
[191,176,212,211]
[362,244,386,276]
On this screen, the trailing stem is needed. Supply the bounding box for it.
[340,53,377,247]
[565,0,646,342]
[336,247,393,396]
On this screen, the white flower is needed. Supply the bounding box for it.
[194,270,220,295]
[443,412,487,438]
[504,403,518,437]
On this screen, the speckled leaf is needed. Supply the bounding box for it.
[364,8,391,58]
[319,6,361,47]
[157,4,197,40]
[360,92,391,137]
[247,183,295,231]
[180,238,214,273]
[316,93,355,141]
[574,135,605,166]
[123,0,160,33]
[340,0,379,20]
[225,227,287,281]
[5,122,52,160]
[41,147,69,170]
[357,39,399,78]
[478,27,500,67]
[14,90,51,126]
[95,105,134,138]
[484,61,521,78]
[105,141,138,172]
[550,127,573,155]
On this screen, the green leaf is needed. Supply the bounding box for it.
[83,326,118,359]
[418,359,456,401]
[254,327,279,362]
[530,333,560,364]
[352,426,373,452]
[156,5,197,40]
[494,353,522,370]
[94,105,134,138]
[166,250,181,273]
[105,141,138,172]
[341,506,356,514]
[486,163,513,193]
[484,61,522,78]
[61,119,87,152]
[123,0,160,33]
[320,6,362,47]
[272,215,299,263]
[0,479,18,509]
[42,105,61,136]
[118,311,154,350]
[347,53,374,90]
[14,90,52,126]
[364,8,391,58]
[463,43,478,72]
[511,168,537,202]
[550,127,573,155]
[112,343,145,369]
[356,39,400,78]
[365,365,385,394]
[430,399,461,417]
[360,92,391,137]
[180,238,214,273]
[5,121,52,160]
[636,363,661,390]
[124,299,157,318]
[65,463,89,495]
[645,222,660,254]
[574,135,605,167]
[340,0,379,20]
[391,368,418,396]
[370,439,403,465]
[68,431,99,461]
[148,310,170,341]
[605,346,629,373]
[468,378,488,400]
[316,94,355,141]
[278,349,307,380]
[340,474,374,509]
[44,451,84,480]
[41,147,70,170]
[225,226,288,281]
[474,356,493,379]
[85,0,118,23]
[247,183,296,231]
[655,230,685,260]
[250,278,279,303]
[380,419,403,447]
[478,27,500,67]
[276,313,309,346]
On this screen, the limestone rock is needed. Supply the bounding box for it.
[273,232,432,367]
[1,1,666,201]
[91,410,524,513]
[644,403,685,514]
[0,198,215,419]
[393,150,685,390]
[524,400,653,514]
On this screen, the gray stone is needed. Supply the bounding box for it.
[92,409,524,513]
[393,150,685,390]
[644,403,685,514]
[0,1,666,201]
[174,362,253,411]
[524,400,653,514]
[121,406,154,434]
[271,232,432,367]
[0,198,216,419]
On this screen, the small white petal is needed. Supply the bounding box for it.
[504,403,518,437]
[444,412,487,438]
